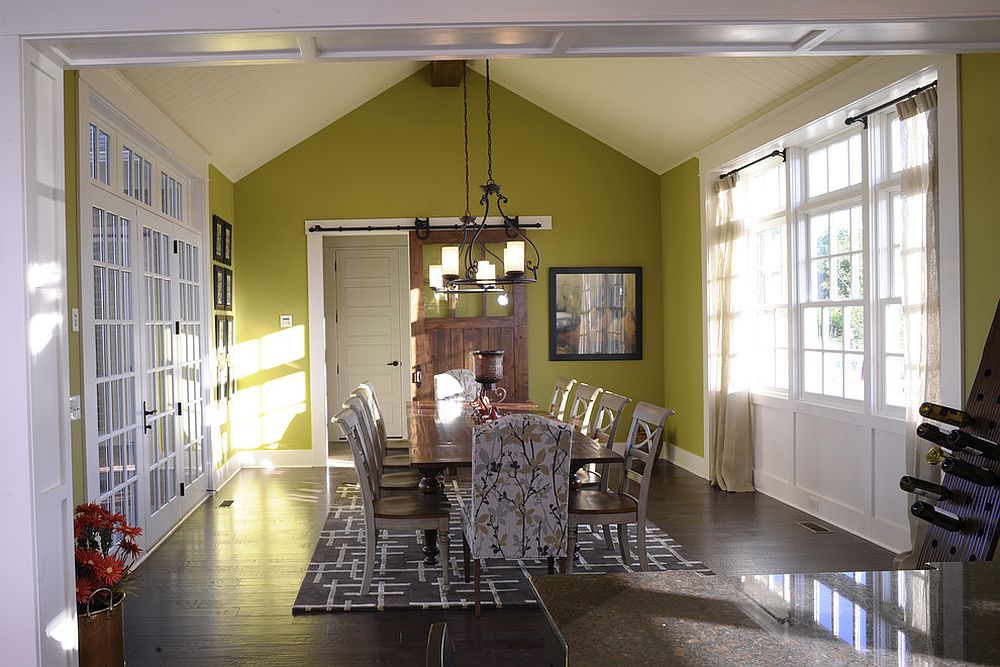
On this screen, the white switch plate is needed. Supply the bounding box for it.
[69,395,81,421]
[279,314,293,328]
[71,307,80,332]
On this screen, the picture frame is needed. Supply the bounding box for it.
[223,267,233,310]
[212,214,232,265]
[549,266,642,361]
[213,265,226,309]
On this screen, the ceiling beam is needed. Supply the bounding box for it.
[431,60,466,87]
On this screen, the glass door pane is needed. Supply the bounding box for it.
[141,225,178,521]
[90,204,140,529]
[176,238,205,486]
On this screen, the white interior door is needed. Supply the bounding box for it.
[334,247,407,438]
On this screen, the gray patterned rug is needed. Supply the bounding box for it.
[292,483,714,613]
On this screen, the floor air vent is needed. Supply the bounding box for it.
[218,499,234,507]
[797,521,833,534]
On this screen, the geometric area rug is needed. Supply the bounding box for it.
[292,483,714,613]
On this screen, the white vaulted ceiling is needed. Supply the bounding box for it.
[478,56,861,174]
[120,61,423,180]
[120,55,861,180]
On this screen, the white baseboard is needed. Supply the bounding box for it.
[664,443,709,479]
[754,470,910,554]
[238,448,316,468]
[212,455,241,491]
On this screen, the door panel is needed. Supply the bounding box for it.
[334,247,406,438]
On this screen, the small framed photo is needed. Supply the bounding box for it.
[223,268,233,310]
[212,215,232,265]
[213,265,226,309]
[549,266,643,361]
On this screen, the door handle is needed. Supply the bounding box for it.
[386,360,400,367]
[142,401,155,433]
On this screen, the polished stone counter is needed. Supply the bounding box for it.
[529,561,1000,666]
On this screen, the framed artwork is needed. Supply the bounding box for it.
[213,265,226,310]
[549,266,642,361]
[223,268,233,310]
[212,215,232,265]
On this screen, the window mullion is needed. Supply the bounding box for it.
[861,123,876,416]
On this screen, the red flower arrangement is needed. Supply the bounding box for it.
[74,503,142,612]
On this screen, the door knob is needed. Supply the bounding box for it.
[386,360,400,367]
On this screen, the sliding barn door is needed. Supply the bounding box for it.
[409,231,529,402]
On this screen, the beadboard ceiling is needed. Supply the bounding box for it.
[119,61,423,181]
[120,56,861,180]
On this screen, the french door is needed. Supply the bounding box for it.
[84,190,209,550]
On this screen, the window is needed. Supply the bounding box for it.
[89,123,111,186]
[731,100,920,416]
[161,170,184,222]
[121,143,152,205]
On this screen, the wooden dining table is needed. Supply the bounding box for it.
[406,399,623,565]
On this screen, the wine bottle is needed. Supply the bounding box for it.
[916,423,951,447]
[911,501,963,532]
[941,457,999,487]
[899,476,952,501]
[919,402,974,428]
[946,430,1000,460]
[925,447,946,466]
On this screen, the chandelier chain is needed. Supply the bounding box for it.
[462,62,471,218]
[486,59,494,184]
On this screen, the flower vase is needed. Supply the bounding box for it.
[78,594,125,667]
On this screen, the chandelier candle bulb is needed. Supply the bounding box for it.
[429,264,444,291]
[476,260,496,283]
[441,246,460,279]
[504,241,525,275]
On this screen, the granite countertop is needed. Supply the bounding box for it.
[529,561,1000,666]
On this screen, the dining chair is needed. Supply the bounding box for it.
[345,395,423,493]
[566,382,602,434]
[332,405,451,596]
[548,376,577,421]
[433,368,479,401]
[356,381,411,455]
[461,414,574,615]
[425,623,452,667]
[565,402,674,573]
[352,385,410,469]
[577,390,632,548]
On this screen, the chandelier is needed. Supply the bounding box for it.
[429,60,541,296]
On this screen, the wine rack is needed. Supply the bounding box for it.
[911,300,1000,564]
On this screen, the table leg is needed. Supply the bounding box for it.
[418,468,444,566]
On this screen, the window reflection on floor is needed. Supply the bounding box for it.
[742,568,932,662]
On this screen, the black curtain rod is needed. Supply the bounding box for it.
[845,80,937,129]
[719,149,786,181]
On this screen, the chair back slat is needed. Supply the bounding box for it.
[567,383,602,433]
[332,406,379,512]
[548,376,577,421]
[357,381,392,452]
[345,395,384,493]
[590,390,631,445]
[618,402,674,509]
[469,414,574,559]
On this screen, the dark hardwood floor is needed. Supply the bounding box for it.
[124,454,893,666]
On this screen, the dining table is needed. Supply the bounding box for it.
[405,399,623,566]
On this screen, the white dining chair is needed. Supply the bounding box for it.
[548,376,577,421]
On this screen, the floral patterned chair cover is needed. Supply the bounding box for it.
[433,368,479,401]
[462,414,574,559]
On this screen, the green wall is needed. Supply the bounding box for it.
[235,66,663,450]
[960,54,1000,389]
[208,164,238,466]
[660,159,704,456]
[65,71,85,503]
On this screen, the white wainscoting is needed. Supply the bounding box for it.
[751,394,910,553]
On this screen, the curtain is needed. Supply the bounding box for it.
[708,174,754,492]
[894,88,940,569]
